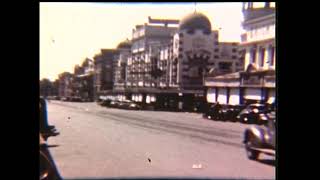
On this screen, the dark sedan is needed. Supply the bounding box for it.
[220,105,245,122]
[243,111,276,160]
[236,104,267,124]
[119,100,141,110]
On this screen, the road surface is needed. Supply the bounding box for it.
[46,101,275,179]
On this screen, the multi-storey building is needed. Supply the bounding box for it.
[71,58,95,101]
[240,2,276,105]
[58,72,73,99]
[90,12,244,111]
[93,49,119,100]
[204,2,276,106]
[115,13,242,110]
[113,40,132,101]
[126,17,178,107]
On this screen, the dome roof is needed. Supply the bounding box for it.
[179,12,211,31]
[117,40,132,49]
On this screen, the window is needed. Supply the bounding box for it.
[214,48,219,52]
[270,46,275,66]
[251,48,257,63]
[232,48,237,53]
[232,56,237,59]
[179,33,184,37]
[214,42,219,45]
[179,47,183,52]
[259,48,265,67]
[218,62,232,72]
[214,55,219,59]
[214,34,218,39]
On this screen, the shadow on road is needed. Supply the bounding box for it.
[257,159,275,167]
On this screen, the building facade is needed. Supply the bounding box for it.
[113,40,132,101]
[58,72,73,99]
[102,13,243,111]
[204,2,276,106]
[93,49,119,100]
[71,58,95,101]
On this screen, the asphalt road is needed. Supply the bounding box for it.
[46,101,275,180]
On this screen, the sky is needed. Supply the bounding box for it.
[40,2,245,81]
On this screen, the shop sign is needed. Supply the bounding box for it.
[243,75,261,85]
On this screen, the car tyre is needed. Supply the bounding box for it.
[245,138,260,160]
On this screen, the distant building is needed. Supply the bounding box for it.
[113,40,132,101]
[58,72,73,99]
[72,58,95,101]
[93,49,119,100]
[107,13,243,111]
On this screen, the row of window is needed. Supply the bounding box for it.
[249,46,275,66]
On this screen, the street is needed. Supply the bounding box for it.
[47,101,275,179]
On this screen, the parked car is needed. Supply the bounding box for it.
[70,96,83,102]
[243,111,276,160]
[236,104,268,124]
[202,103,223,120]
[109,100,121,108]
[100,99,112,107]
[61,97,70,101]
[127,101,141,110]
[219,105,245,122]
[117,100,141,110]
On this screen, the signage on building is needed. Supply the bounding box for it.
[243,75,261,85]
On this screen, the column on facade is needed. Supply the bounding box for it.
[254,46,258,67]
[267,45,275,68]
[258,46,266,69]
[245,47,251,68]
[263,45,269,69]
[272,46,276,68]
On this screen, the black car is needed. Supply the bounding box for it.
[109,100,121,108]
[118,100,141,110]
[202,103,223,120]
[220,105,245,122]
[100,99,112,107]
[236,104,267,124]
[70,96,83,102]
[243,111,276,160]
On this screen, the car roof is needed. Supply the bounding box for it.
[249,103,265,107]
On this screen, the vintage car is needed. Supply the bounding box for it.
[109,100,121,108]
[243,111,276,160]
[236,103,268,124]
[118,100,141,110]
[202,103,221,120]
[220,105,245,122]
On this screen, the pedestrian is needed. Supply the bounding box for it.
[40,98,57,134]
